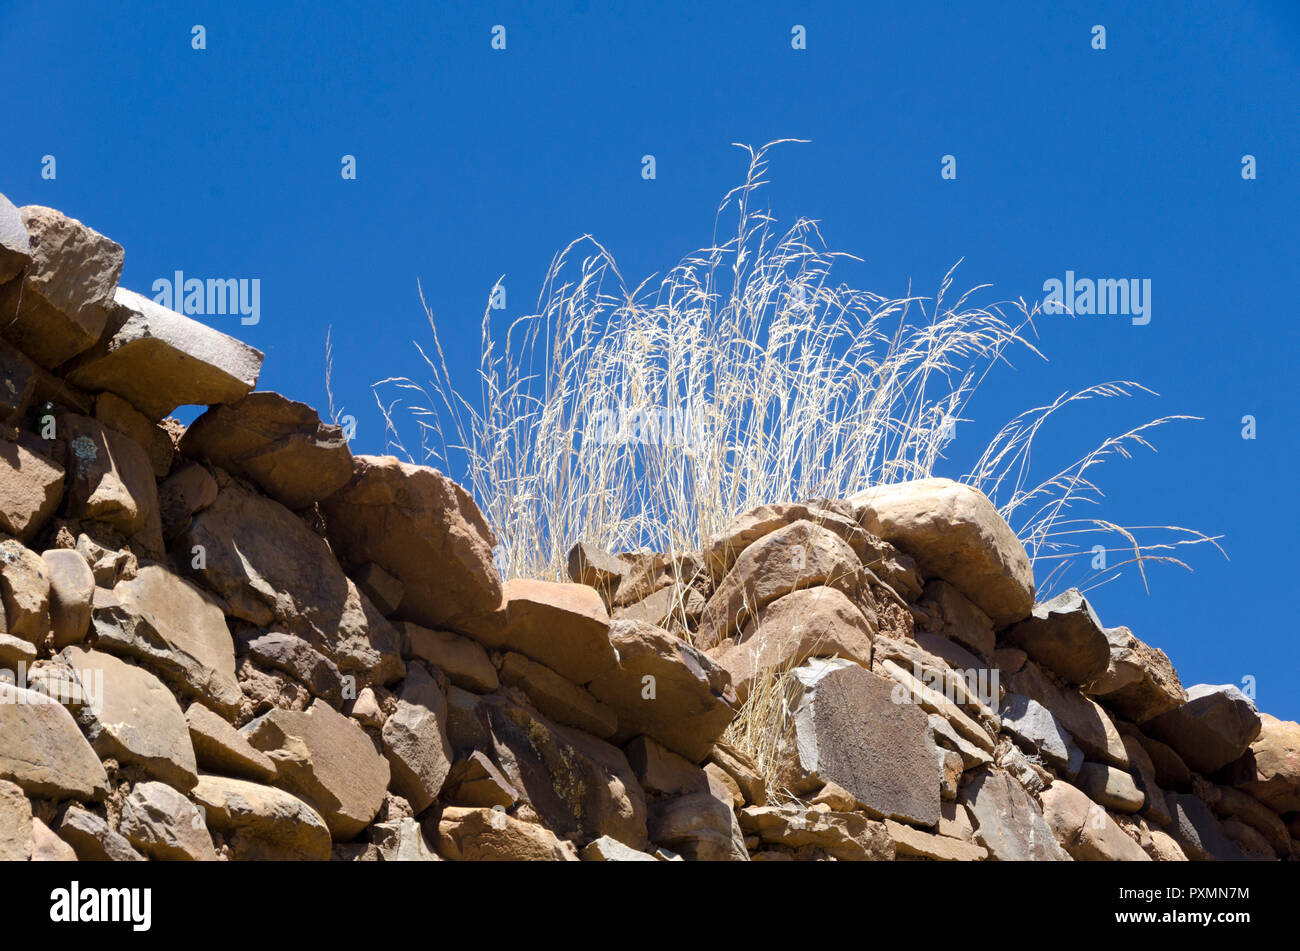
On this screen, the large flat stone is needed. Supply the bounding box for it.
[243,698,391,838]
[380,663,453,814]
[786,658,940,827]
[185,702,276,783]
[493,579,617,683]
[1003,588,1110,686]
[1039,780,1150,861]
[1144,684,1262,775]
[180,391,352,509]
[959,766,1069,861]
[0,437,64,543]
[191,774,331,861]
[61,646,198,790]
[849,478,1034,627]
[64,287,262,420]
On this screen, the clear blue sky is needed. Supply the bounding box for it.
[2,1,1296,720]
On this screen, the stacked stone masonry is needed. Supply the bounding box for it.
[0,194,1295,862]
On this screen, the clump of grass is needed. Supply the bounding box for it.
[374,139,1220,599]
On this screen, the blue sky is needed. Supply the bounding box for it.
[2,1,1297,719]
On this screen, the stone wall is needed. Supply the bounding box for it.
[0,194,1295,862]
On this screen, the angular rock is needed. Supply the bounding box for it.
[1009,661,1128,768]
[959,767,1069,861]
[1230,713,1300,814]
[1199,781,1291,857]
[588,618,734,762]
[624,734,710,798]
[1121,724,1192,791]
[1039,780,1151,861]
[63,287,262,420]
[0,539,50,642]
[1144,684,1262,775]
[245,698,390,838]
[0,205,123,369]
[0,193,31,284]
[442,750,518,808]
[1075,761,1144,813]
[695,520,864,651]
[710,741,767,807]
[581,835,658,861]
[185,702,277,783]
[914,580,995,657]
[566,541,626,603]
[380,663,453,814]
[119,780,218,861]
[492,579,617,684]
[369,816,441,861]
[243,631,344,707]
[1088,626,1185,722]
[614,583,705,629]
[180,482,403,683]
[180,392,353,509]
[0,633,37,669]
[157,462,218,540]
[322,455,503,637]
[885,818,989,860]
[648,791,748,861]
[437,806,578,861]
[1165,791,1244,861]
[1003,588,1111,686]
[91,565,241,715]
[1121,734,1171,827]
[711,586,874,703]
[740,804,894,860]
[30,816,77,861]
[94,391,174,479]
[0,437,64,542]
[999,692,1082,774]
[400,621,498,693]
[481,694,647,848]
[58,806,144,861]
[877,655,994,754]
[702,502,877,582]
[849,478,1034,627]
[191,774,331,861]
[499,651,617,738]
[787,659,940,827]
[354,562,404,617]
[61,646,198,790]
[0,779,33,861]
[59,412,163,555]
[42,548,94,649]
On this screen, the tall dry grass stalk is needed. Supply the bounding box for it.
[374,140,1220,599]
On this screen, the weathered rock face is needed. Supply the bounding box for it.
[180,391,352,510]
[0,205,123,369]
[850,478,1034,627]
[0,197,1286,866]
[1002,588,1111,686]
[322,455,503,637]
[786,659,940,827]
[1143,684,1262,775]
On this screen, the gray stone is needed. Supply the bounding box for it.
[243,631,344,706]
[999,692,1082,775]
[1003,588,1110,686]
[58,806,144,861]
[0,193,31,284]
[1075,761,1145,813]
[1144,684,1262,775]
[380,663,453,814]
[960,766,1070,861]
[1165,791,1245,861]
[648,791,748,861]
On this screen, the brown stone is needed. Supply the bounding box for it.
[739,804,894,860]
[1003,588,1111,686]
[1231,713,1300,813]
[914,580,995,657]
[243,631,344,706]
[885,818,988,860]
[0,539,50,642]
[90,564,242,715]
[1075,761,1145,813]
[94,391,173,479]
[849,478,1034,627]
[1039,780,1151,861]
[1009,660,1128,768]
[190,774,331,861]
[157,462,218,539]
[587,618,734,762]
[58,806,144,861]
[1144,684,1262,775]
[437,806,578,861]
[400,621,498,692]
[648,791,748,861]
[41,548,94,649]
[0,779,33,861]
[380,663,453,814]
[119,780,218,861]
[0,206,122,369]
[494,579,617,683]
[59,412,163,556]
[1088,625,1186,723]
[63,287,263,420]
[244,698,391,837]
[566,541,626,603]
[180,391,353,510]
[959,766,1069,861]
[499,651,617,738]
[30,816,77,861]
[624,734,710,797]
[442,750,519,809]
[709,741,767,807]
[354,562,404,616]
[322,454,503,637]
[695,520,864,651]
[185,702,277,783]
[0,437,64,542]
[711,586,874,703]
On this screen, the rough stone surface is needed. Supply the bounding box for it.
[740,804,894,860]
[442,750,518,808]
[787,659,940,827]
[0,193,31,285]
[42,548,95,649]
[120,780,218,861]
[1039,780,1151,861]
[1165,791,1244,861]
[885,818,989,860]
[1144,684,1262,775]
[91,565,241,715]
[588,619,734,762]
[0,538,51,642]
[181,391,353,510]
[380,663,453,814]
[624,735,709,797]
[0,205,123,369]
[400,621,498,692]
[0,437,64,542]
[1088,625,1185,722]
[244,631,344,707]
[581,835,658,861]
[0,681,109,800]
[1009,661,1128,768]
[499,651,617,738]
[437,806,578,861]
[649,791,749,861]
[322,454,503,637]
[185,702,277,782]
[30,816,77,861]
[1075,761,1145,813]
[62,646,198,790]
[59,412,164,555]
[850,478,1034,627]
[191,774,331,861]
[960,767,1069,861]
[64,287,263,420]
[494,579,617,683]
[244,698,391,838]
[58,806,144,861]
[1003,589,1111,686]
[1230,713,1300,813]
[914,580,995,657]
[999,692,1082,774]
[0,778,33,861]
